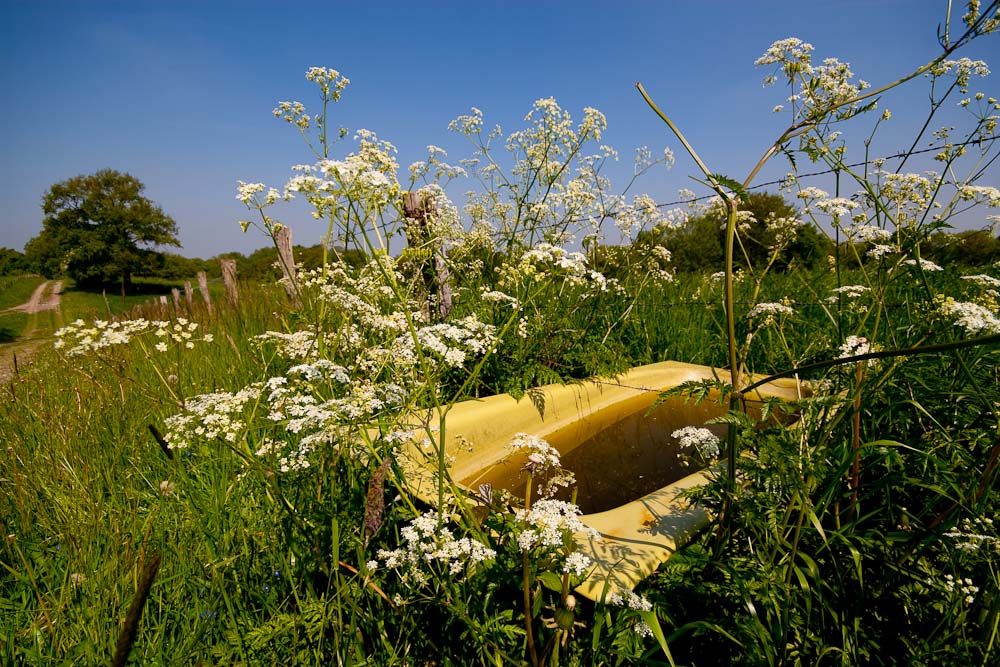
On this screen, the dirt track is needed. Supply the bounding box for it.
[2,279,63,315]
[0,280,64,382]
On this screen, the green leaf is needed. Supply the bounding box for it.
[536,571,563,593]
[637,610,677,667]
[707,173,750,203]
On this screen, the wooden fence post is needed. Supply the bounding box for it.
[273,226,301,307]
[171,288,182,315]
[403,191,452,321]
[220,259,239,307]
[184,281,194,309]
[197,271,213,316]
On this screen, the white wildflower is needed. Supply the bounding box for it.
[672,426,721,459]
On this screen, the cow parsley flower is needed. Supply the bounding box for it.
[376,511,495,586]
[839,335,873,358]
[672,426,721,460]
[515,499,600,552]
[607,588,655,637]
[831,285,870,298]
[937,297,1000,335]
[866,244,895,260]
[902,258,943,272]
[815,197,861,218]
[961,274,1000,290]
[393,316,497,370]
[563,551,593,577]
[747,301,795,326]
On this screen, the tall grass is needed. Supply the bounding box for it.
[3,4,1000,664]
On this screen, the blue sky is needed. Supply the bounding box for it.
[1,0,997,258]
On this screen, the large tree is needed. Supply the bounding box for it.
[25,169,180,290]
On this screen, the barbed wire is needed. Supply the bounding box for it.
[511,300,917,310]
[487,136,996,234]
[647,136,996,212]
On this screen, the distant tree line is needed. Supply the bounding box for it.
[5,176,999,282]
[0,242,367,281]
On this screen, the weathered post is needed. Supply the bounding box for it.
[220,259,239,307]
[402,191,452,321]
[184,281,194,309]
[197,271,213,316]
[273,226,301,307]
[171,288,182,315]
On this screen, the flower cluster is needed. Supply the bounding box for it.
[874,170,938,227]
[902,258,944,272]
[815,197,861,219]
[272,67,350,132]
[375,511,496,585]
[282,140,401,218]
[830,284,870,299]
[163,385,263,449]
[511,433,561,472]
[957,185,1000,208]
[515,499,600,552]
[929,58,991,88]
[450,97,653,249]
[510,433,576,498]
[164,360,406,462]
[607,588,655,638]
[54,318,212,356]
[253,329,327,360]
[757,38,871,120]
[407,145,468,186]
[961,273,1000,291]
[944,516,998,554]
[672,426,721,460]
[848,224,892,243]
[392,316,497,370]
[613,194,673,239]
[839,335,874,359]
[941,574,980,605]
[937,297,1000,335]
[515,243,609,292]
[747,301,795,326]
[480,289,520,309]
[562,550,593,577]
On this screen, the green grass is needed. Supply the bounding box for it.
[2,259,997,665]
[0,274,45,310]
[59,277,227,320]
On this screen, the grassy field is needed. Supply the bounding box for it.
[2,257,998,665]
[0,275,229,383]
[3,17,1000,662]
[0,275,45,341]
[0,275,45,310]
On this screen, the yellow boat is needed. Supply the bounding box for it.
[398,361,806,601]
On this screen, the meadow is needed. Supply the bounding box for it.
[3,5,1000,665]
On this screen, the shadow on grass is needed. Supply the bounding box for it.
[62,279,189,318]
[71,280,181,298]
[0,312,27,343]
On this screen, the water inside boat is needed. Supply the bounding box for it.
[460,394,727,514]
